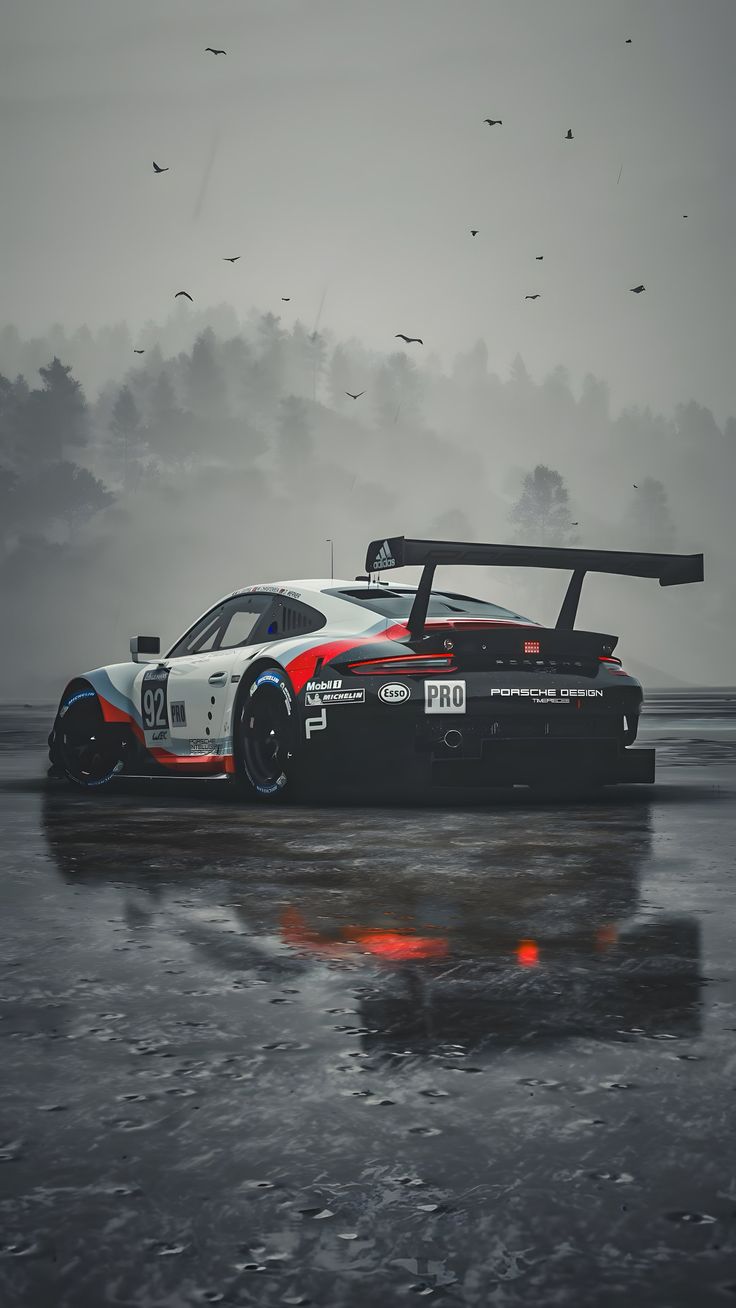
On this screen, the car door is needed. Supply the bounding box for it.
[143,594,277,758]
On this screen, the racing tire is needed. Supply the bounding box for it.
[51,688,128,790]
[230,667,301,803]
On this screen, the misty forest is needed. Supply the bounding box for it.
[0,307,731,693]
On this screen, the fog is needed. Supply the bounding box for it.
[1,0,734,696]
[0,310,730,695]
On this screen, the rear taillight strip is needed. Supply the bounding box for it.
[347,654,457,676]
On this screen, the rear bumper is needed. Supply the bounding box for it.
[430,743,655,788]
[301,669,650,791]
[304,709,655,789]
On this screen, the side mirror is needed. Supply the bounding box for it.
[130,635,161,663]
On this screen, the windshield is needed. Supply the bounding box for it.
[330,588,536,623]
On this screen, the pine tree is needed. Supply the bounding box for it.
[327,346,353,411]
[146,371,193,464]
[110,385,144,488]
[624,477,674,551]
[510,465,577,545]
[186,329,225,419]
[17,357,90,466]
[278,395,312,468]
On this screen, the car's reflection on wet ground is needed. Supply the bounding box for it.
[1,695,735,1307]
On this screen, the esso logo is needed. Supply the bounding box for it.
[378,682,410,704]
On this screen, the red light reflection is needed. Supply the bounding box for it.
[517,939,540,966]
[279,908,448,962]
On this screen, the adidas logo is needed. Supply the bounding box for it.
[373,539,396,569]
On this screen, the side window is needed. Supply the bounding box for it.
[219,597,276,649]
[168,594,275,657]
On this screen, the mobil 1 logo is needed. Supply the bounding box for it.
[141,665,170,730]
[425,679,466,714]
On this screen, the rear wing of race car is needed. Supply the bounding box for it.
[364,536,705,637]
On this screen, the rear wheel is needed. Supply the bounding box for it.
[231,668,300,802]
[52,689,127,789]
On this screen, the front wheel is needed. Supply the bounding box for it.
[230,668,300,802]
[51,688,128,789]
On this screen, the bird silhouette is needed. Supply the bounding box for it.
[470,229,479,236]
[625,38,632,43]
[633,484,639,489]
[133,349,145,354]
[205,47,226,55]
[223,256,240,262]
[395,334,423,344]
[630,284,645,294]
[683,214,688,219]
[565,129,574,139]
[525,294,541,300]
[535,255,543,260]
[152,162,169,174]
[281,297,291,302]
[484,119,502,126]
[345,391,365,400]
[570,521,579,526]
[175,291,193,301]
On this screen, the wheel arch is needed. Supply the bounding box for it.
[229,655,297,747]
[49,678,98,755]
[228,657,301,797]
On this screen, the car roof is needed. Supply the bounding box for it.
[231,579,419,596]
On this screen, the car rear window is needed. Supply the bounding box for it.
[330,588,534,623]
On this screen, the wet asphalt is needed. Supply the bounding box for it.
[1,693,735,1308]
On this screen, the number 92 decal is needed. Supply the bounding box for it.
[141,667,170,730]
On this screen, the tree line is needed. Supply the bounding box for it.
[0,311,731,690]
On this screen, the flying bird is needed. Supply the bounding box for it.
[345,391,365,400]
[395,334,423,344]
[633,484,639,489]
[525,294,540,300]
[205,47,226,55]
[175,291,193,301]
[470,229,479,236]
[535,255,543,260]
[565,129,574,139]
[630,284,645,294]
[683,214,688,219]
[625,38,632,43]
[484,119,502,126]
[281,297,291,302]
[133,349,145,354]
[152,162,169,174]
[223,256,240,262]
[570,522,579,526]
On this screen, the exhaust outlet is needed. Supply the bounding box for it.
[443,729,463,750]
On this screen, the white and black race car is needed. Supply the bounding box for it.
[48,535,704,799]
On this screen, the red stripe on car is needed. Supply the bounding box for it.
[285,623,410,693]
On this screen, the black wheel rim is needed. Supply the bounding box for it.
[241,685,291,792]
[58,692,124,787]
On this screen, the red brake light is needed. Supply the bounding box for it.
[599,655,629,676]
[347,653,457,676]
[523,640,541,655]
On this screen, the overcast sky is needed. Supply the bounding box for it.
[2,0,734,420]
